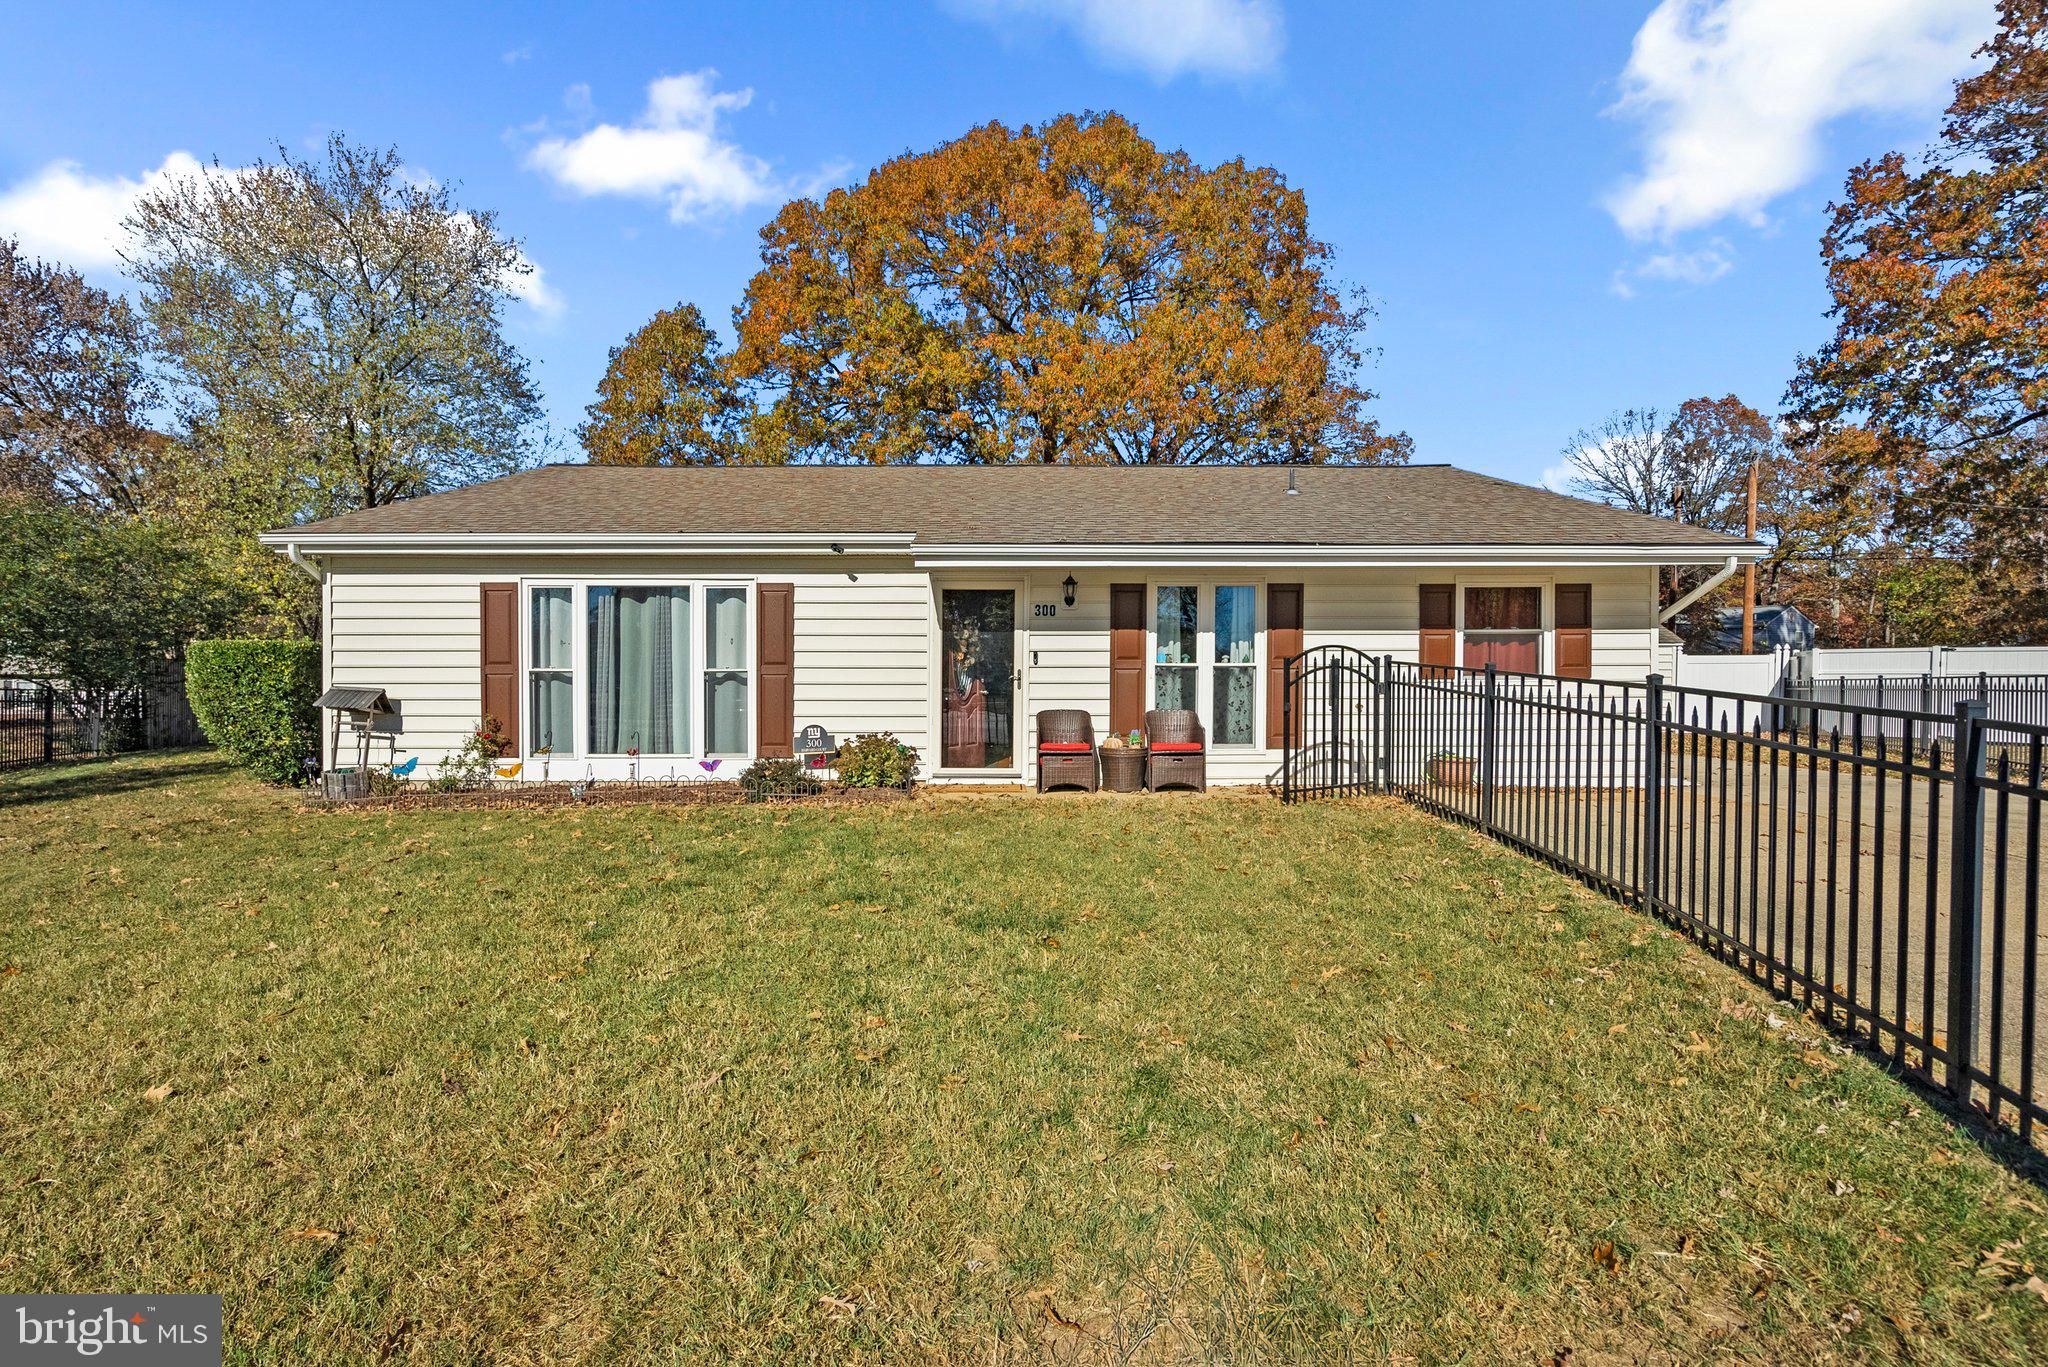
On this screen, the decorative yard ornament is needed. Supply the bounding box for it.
[494,761,522,780]
[389,756,419,778]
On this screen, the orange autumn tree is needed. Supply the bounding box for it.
[726,112,1409,465]
[1788,0,2048,638]
[581,304,751,465]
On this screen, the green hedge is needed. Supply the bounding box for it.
[185,639,322,784]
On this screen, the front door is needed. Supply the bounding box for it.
[939,587,1018,771]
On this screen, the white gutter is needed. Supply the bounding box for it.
[257,530,1762,570]
[1657,555,1740,624]
[282,542,325,584]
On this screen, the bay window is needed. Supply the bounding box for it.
[1151,581,1260,747]
[523,581,752,763]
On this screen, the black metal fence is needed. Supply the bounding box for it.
[0,678,85,772]
[1281,651,2048,1148]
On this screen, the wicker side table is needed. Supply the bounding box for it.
[1098,746,1147,793]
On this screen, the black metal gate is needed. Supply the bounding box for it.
[1279,647,1381,801]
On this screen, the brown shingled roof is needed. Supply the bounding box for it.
[274,463,1755,549]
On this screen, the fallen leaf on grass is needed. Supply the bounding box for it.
[816,1293,862,1318]
[289,1226,340,1242]
[142,1083,174,1103]
[1591,1241,1620,1276]
[689,1067,730,1092]
[2021,1276,2048,1304]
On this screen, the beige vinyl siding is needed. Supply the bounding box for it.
[1014,566,1661,787]
[790,572,933,760]
[321,554,932,773]
[321,555,1661,785]
[325,560,495,767]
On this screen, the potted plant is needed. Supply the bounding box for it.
[1426,751,1476,787]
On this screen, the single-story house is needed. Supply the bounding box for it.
[259,464,1761,785]
[1700,604,1818,654]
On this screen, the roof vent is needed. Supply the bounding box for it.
[1285,466,1299,496]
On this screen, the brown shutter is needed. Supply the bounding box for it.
[1110,583,1145,736]
[479,582,519,755]
[756,583,795,757]
[1555,582,1593,679]
[1418,583,1455,677]
[1266,583,1303,747]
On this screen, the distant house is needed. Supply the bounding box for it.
[1701,604,1816,654]
[259,464,1761,785]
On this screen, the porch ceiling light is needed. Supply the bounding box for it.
[1062,574,1078,607]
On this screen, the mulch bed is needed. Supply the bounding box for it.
[308,779,916,812]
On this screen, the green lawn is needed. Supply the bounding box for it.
[4,752,2047,1363]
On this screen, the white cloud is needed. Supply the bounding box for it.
[523,71,777,222]
[1538,461,1579,494]
[0,153,564,319]
[1610,239,1734,298]
[1604,0,1993,239]
[504,248,564,321]
[0,151,207,271]
[952,0,1283,81]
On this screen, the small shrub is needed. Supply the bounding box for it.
[184,639,321,784]
[739,756,822,802]
[834,732,919,788]
[437,717,508,790]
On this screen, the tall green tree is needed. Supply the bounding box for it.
[0,499,240,745]
[0,238,162,513]
[1788,0,2048,639]
[126,136,544,625]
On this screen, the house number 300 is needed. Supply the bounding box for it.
[1032,603,1058,618]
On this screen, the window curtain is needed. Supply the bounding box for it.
[529,587,575,753]
[704,587,749,755]
[589,587,690,754]
[1213,584,1255,744]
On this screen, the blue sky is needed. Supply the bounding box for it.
[0,0,1998,486]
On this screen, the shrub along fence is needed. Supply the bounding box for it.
[1281,649,2048,1149]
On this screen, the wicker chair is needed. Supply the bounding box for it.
[1144,709,1207,792]
[1035,709,1099,793]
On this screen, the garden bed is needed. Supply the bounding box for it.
[307,777,915,811]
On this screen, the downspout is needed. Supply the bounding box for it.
[284,542,325,584]
[1657,556,1739,625]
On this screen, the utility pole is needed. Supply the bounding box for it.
[1741,458,1758,654]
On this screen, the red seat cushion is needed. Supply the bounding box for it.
[1151,741,1203,753]
[1038,742,1092,753]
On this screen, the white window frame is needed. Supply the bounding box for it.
[1145,577,1266,750]
[1452,575,1553,675]
[519,577,756,777]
